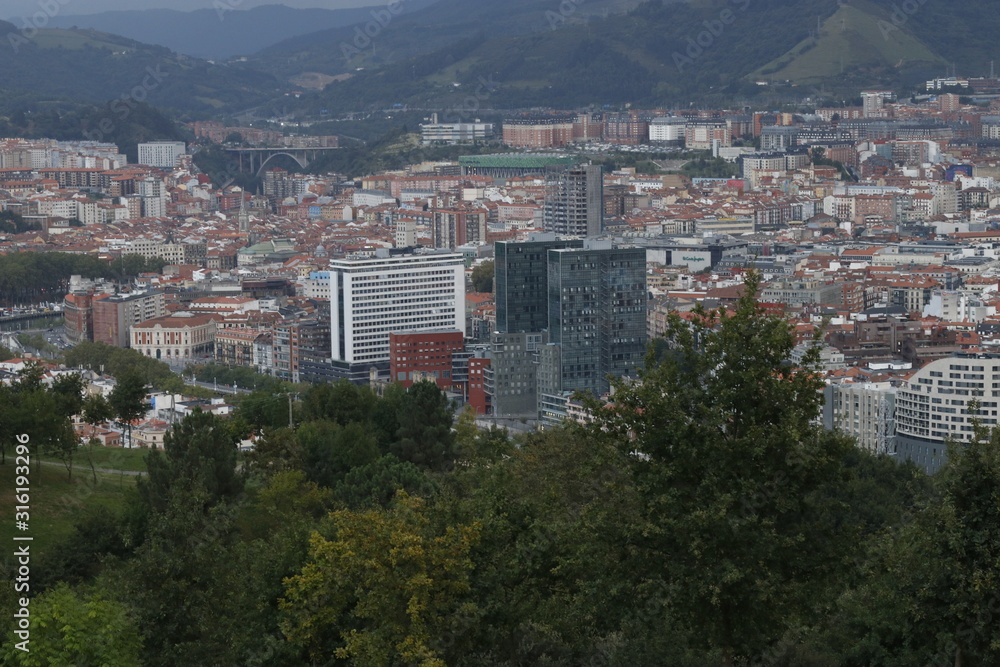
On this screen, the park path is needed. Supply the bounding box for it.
[39,460,143,477]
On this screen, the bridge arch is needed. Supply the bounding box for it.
[255,151,309,176]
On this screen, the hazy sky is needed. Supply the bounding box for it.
[2,0,386,19]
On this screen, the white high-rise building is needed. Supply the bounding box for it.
[138,177,166,218]
[895,354,1000,473]
[329,249,465,369]
[302,271,331,300]
[648,116,687,143]
[138,141,186,168]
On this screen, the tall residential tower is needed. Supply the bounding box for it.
[543,164,603,237]
[328,248,465,382]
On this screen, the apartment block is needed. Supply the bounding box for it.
[92,291,166,348]
[138,141,186,168]
[543,164,603,237]
[329,249,465,379]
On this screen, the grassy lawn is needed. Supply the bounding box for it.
[55,444,151,473]
[1,460,137,558]
[751,2,943,83]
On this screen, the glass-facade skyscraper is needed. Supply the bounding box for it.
[492,235,647,414]
[495,234,583,334]
[545,242,647,396]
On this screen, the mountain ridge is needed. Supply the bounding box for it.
[0,25,281,114]
[43,4,390,60]
[283,0,1000,113]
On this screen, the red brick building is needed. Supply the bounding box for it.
[502,118,575,148]
[93,291,166,348]
[389,329,465,389]
[63,291,111,344]
[468,356,490,415]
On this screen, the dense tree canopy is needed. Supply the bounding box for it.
[8,277,999,666]
[0,252,112,306]
[64,342,176,390]
[0,363,81,471]
[470,260,494,293]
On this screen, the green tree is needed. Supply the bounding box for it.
[0,584,142,666]
[281,493,480,666]
[110,489,238,666]
[108,370,147,449]
[140,409,244,515]
[680,156,740,179]
[589,271,855,664]
[370,381,405,450]
[0,364,79,479]
[81,393,115,483]
[237,389,297,431]
[298,419,380,489]
[334,454,435,509]
[112,253,166,280]
[0,251,112,307]
[48,373,86,479]
[391,381,457,471]
[440,425,648,665]
[0,389,9,465]
[64,342,177,390]
[0,363,44,466]
[34,507,132,592]
[470,260,494,293]
[245,426,302,480]
[843,410,1000,666]
[300,379,376,425]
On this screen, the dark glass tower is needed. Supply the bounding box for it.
[495,235,583,334]
[545,242,647,395]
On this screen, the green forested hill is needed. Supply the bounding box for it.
[251,0,645,81]
[281,0,1000,112]
[6,0,1000,123]
[0,25,281,114]
[303,0,839,112]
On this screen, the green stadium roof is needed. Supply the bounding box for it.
[459,154,578,168]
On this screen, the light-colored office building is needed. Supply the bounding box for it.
[329,249,465,370]
[894,354,1000,473]
[137,141,186,168]
[824,382,896,454]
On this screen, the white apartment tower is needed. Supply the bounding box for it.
[895,354,1000,473]
[138,177,166,218]
[329,249,465,369]
[138,141,186,168]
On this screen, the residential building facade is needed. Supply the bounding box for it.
[329,249,465,378]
